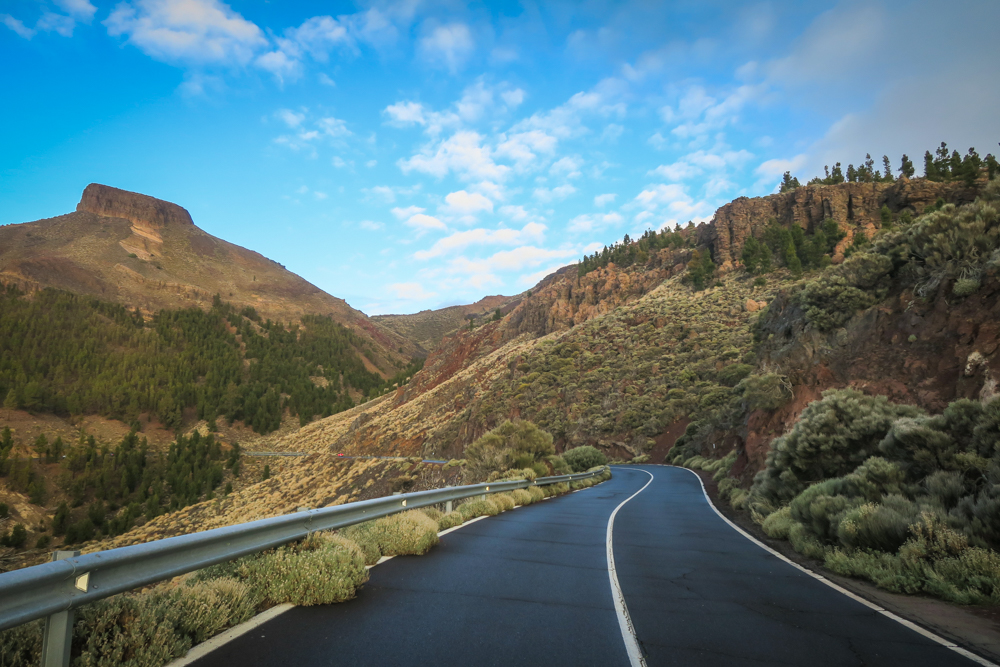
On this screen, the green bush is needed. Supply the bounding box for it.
[526,486,545,503]
[750,389,922,507]
[340,512,439,565]
[74,592,191,667]
[464,420,555,481]
[173,578,256,643]
[511,489,533,506]
[734,373,792,411]
[491,493,515,511]
[761,505,794,539]
[0,620,41,667]
[458,498,500,520]
[717,363,753,387]
[562,445,607,472]
[797,253,894,330]
[953,278,980,296]
[437,511,464,530]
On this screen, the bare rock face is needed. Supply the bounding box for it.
[710,179,978,270]
[77,183,194,229]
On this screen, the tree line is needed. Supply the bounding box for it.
[0,285,413,434]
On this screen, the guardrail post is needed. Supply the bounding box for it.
[41,550,79,667]
[445,500,453,513]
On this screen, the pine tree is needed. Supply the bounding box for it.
[899,154,915,178]
[882,155,894,181]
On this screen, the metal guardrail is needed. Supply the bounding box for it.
[0,468,607,666]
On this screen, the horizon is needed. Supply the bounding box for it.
[1,0,998,315]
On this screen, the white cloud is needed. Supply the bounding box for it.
[360,220,384,231]
[314,191,328,200]
[549,156,583,179]
[275,108,305,128]
[601,124,624,142]
[37,12,77,36]
[495,131,558,169]
[418,22,474,73]
[366,159,377,168]
[518,263,566,286]
[405,213,447,232]
[444,190,493,215]
[55,0,97,20]
[318,116,351,137]
[413,222,546,260]
[318,73,336,86]
[391,205,424,220]
[650,149,754,181]
[594,193,617,208]
[399,131,509,182]
[499,205,530,222]
[1,14,35,38]
[390,282,437,300]
[501,88,525,108]
[533,184,576,202]
[105,0,268,66]
[384,101,428,126]
[568,212,623,233]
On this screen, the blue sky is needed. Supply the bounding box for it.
[1,1,998,314]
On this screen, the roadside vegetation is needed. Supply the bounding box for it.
[672,174,1000,605]
[0,458,611,667]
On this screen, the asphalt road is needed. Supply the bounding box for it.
[189,466,982,667]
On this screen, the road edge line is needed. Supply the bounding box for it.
[607,467,654,667]
[165,603,295,667]
[672,465,998,667]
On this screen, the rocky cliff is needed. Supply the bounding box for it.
[707,178,978,269]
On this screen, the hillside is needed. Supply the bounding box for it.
[372,293,522,353]
[3,167,998,612]
[0,184,416,372]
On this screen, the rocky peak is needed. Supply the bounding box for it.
[77,183,194,229]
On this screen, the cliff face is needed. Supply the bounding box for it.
[77,183,194,229]
[708,179,978,269]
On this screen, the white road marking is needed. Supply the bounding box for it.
[607,467,654,667]
[164,603,295,667]
[673,465,998,667]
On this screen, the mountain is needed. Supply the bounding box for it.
[372,293,522,354]
[0,184,415,373]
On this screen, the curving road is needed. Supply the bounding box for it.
[187,466,985,667]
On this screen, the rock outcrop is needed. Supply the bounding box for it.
[77,183,194,228]
[707,178,979,270]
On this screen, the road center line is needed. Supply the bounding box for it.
[607,467,654,667]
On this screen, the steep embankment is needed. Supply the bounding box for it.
[0,184,415,371]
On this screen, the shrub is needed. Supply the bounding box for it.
[797,253,894,330]
[761,505,794,539]
[341,512,439,565]
[953,278,980,296]
[527,486,545,503]
[173,578,256,643]
[0,620,41,667]
[464,420,555,481]
[545,482,570,496]
[546,454,573,475]
[1,524,28,548]
[458,498,500,520]
[421,508,442,522]
[491,493,515,511]
[437,511,464,530]
[836,497,919,552]
[734,373,792,411]
[511,489,533,506]
[203,533,368,605]
[562,445,607,472]
[717,363,753,387]
[630,454,650,464]
[750,389,923,507]
[74,592,191,667]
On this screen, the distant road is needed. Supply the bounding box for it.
[188,466,983,666]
